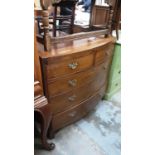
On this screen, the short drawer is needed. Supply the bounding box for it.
[95,43,114,65]
[52,91,103,131]
[47,62,107,97]
[46,53,94,79]
[48,64,108,114]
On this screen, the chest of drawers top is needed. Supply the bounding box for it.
[39,36,115,60]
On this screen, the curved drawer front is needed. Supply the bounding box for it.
[48,66,108,114]
[47,62,107,97]
[46,53,94,79]
[52,89,104,131]
[95,43,114,66]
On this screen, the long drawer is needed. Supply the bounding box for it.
[52,88,104,131]
[48,66,108,114]
[46,52,94,79]
[47,62,108,97]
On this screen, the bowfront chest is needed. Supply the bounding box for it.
[39,36,115,132]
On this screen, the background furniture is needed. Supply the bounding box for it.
[105,41,121,99]
[74,0,121,39]
[35,0,77,37]
[112,0,121,39]
[90,5,112,29]
[73,4,113,33]
[34,83,55,150]
[52,0,77,37]
[34,30,55,150]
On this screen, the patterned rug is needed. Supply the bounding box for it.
[34,99,121,155]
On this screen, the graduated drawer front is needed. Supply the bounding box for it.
[46,53,94,79]
[48,65,107,114]
[95,43,114,65]
[52,89,104,131]
[47,62,107,97]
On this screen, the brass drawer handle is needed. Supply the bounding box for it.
[68,62,78,70]
[68,95,76,101]
[68,111,77,117]
[68,79,77,87]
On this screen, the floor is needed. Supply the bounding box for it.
[74,10,90,26]
[34,91,121,155]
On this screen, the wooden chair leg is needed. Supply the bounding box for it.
[116,27,119,40]
[70,5,76,34]
[53,6,57,37]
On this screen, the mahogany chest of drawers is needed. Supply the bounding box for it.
[39,36,115,133]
